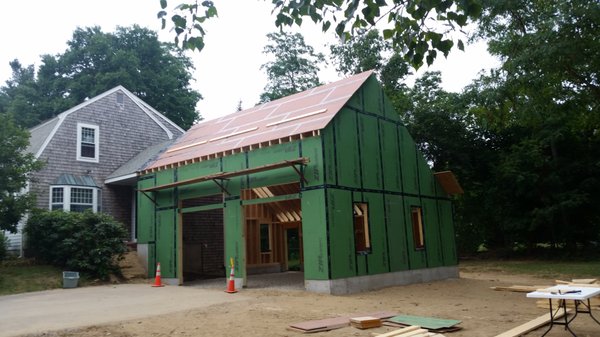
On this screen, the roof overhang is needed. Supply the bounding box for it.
[433,171,464,195]
[105,173,138,186]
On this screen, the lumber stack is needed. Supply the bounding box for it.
[372,325,446,337]
[350,316,382,329]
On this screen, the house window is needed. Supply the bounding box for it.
[116,92,124,105]
[353,203,371,254]
[77,123,99,162]
[411,206,425,249]
[50,186,99,212]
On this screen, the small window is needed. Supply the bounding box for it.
[77,123,99,162]
[260,223,271,252]
[116,92,124,105]
[353,203,371,254]
[51,187,64,210]
[411,206,425,249]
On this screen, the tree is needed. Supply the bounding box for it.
[463,0,600,251]
[259,32,324,102]
[158,0,482,68]
[0,114,43,232]
[0,25,202,129]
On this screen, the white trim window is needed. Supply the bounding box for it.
[77,123,99,162]
[50,186,100,212]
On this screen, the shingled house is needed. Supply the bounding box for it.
[5,86,183,255]
[136,71,462,294]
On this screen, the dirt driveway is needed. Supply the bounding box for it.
[4,269,599,337]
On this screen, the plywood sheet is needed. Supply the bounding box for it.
[433,171,464,195]
[386,315,460,330]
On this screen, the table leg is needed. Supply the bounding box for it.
[540,299,556,337]
[563,300,578,337]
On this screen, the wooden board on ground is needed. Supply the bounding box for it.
[371,325,425,337]
[288,311,396,333]
[571,278,597,284]
[383,322,462,333]
[386,314,461,330]
[493,309,571,337]
[490,285,553,293]
[350,316,382,329]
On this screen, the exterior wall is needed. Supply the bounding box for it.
[319,76,458,284]
[20,89,182,252]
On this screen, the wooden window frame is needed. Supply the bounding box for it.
[411,206,425,250]
[353,202,371,254]
[49,185,99,212]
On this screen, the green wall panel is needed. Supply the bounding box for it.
[362,76,384,116]
[328,189,355,278]
[301,136,324,187]
[155,169,175,208]
[301,189,329,280]
[417,154,436,197]
[438,200,458,265]
[334,109,361,188]
[382,93,401,122]
[137,177,156,244]
[404,196,427,269]
[363,192,388,274]
[156,209,176,278]
[346,91,362,110]
[247,142,299,188]
[380,121,402,192]
[423,199,443,268]
[399,127,419,194]
[222,153,247,194]
[385,194,409,271]
[178,159,220,181]
[321,125,337,185]
[224,199,244,279]
[358,114,383,190]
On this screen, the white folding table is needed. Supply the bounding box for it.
[526,285,600,336]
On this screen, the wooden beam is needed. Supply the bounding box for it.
[493,309,571,337]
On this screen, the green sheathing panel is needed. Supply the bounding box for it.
[380,121,402,192]
[156,209,176,278]
[334,108,361,188]
[327,189,355,278]
[222,153,246,278]
[247,142,300,188]
[417,153,436,197]
[321,125,337,185]
[137,177,156,244]
[422,198,444,267]
[301,189,329,280]
[301,136,324,187]
[224,199,244,279]
[362,76,384,117]
[178,159,223,199]
[437,199,458,265]
[399,126,419,194]
[385,194,409,271]
[363,192,388,274]
[404,196,427,269]
[382,92,401,122]
[155,169,175,208]
[358,114,383,190]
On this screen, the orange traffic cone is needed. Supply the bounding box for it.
[152,262,165,287]
[225,258,237,293]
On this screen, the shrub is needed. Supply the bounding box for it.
[25,210,128,280]
[0,231,7,261]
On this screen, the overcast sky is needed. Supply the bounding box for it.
[0,1,499,121]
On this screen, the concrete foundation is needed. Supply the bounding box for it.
[136,243,149,276]
[305,266,459,295]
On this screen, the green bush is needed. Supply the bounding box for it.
[25,210,128,280]
[0,231,7,261]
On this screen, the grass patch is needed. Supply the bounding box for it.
[460,259,600,280]
[0,259,64,295]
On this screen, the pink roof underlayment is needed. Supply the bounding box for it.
[143,70,374,173]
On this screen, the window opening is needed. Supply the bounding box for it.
[51,187,64,210]
[49,186,99,212]
[411,206,425,249]
[116,92,124,105]
[260,223,271,252]
[77,123,99,162]
[353,203,371,254]
[70,188,94,212]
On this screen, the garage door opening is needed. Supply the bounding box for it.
[242,182,303,288]
[180,194,224,282]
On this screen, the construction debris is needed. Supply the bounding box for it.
[371,325,446,337]
[493,309,571,337]
[350,316,382,329]
[385,314,461,331]
[288,311,395,333]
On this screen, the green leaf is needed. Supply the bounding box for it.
[457,39,464,51]
[383,29,394,39]
[157,10,167,19]
[160,0,167,9]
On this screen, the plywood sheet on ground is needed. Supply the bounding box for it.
[386,315,461,330]
[289,311,396,333]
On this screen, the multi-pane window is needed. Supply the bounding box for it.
[77,123,99,162]
[411,206,425,249]
[50,186,98,212]
[51,187,64,210]
[70,188,94,212]
[353,203,371,254]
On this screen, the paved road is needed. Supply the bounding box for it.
[0,284,248,337]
